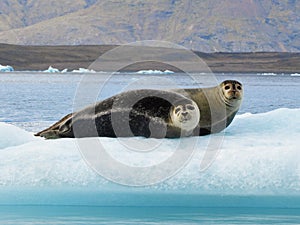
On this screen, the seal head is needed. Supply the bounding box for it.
[219,80,243,107]
[170,100,200,132]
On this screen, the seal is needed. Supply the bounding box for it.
[173,80,243,135]
[35,80,242,139]
[35,89,200,139]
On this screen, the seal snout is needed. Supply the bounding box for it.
[231,91,238,99]
[179,114,191,123]
[181,111,189,117]
[178,110,192,123]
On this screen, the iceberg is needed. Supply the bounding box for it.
[72,68,96,73]
[0,108,300,207]
[136,70,174,74]
[257,72,277,76]
[291,73,300,76]
[61,68,68,73]
[43,66,60,73]
[0,64,14,72]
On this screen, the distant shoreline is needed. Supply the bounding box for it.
[0,43,299,73]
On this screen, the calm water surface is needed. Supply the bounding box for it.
[1,206,300,224]
[0,72,299,131]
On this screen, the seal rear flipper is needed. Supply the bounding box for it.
[39,123,74,139]
[39,130,61,139]
[57,117,74,138]
[34,113,73,137]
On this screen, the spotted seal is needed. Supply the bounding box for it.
[35,80,242,139]
[35,89,200,139]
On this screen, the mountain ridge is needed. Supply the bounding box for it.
[0,0,299,52]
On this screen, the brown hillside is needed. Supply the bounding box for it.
[0,0,299,52]
[0,44,299,73]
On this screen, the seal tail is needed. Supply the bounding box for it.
[34,113,73,138]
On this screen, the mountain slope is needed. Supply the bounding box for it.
[0,0,299,52]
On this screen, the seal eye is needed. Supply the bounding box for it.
[187,105,195,110]
[175,107,181,114]
[237,86,242,90]
[224,85,231,90]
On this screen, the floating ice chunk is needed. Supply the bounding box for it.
[0,108,300,207]
[257,72,277,76]
[291,73,300,76]
[61,68,68,73]
[43,66,60,73]
[136,70,174,74]
[72,68,96,73]
[0,122,36,149]
[0,64,14,72]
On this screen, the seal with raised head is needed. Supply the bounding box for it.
[35,89,200,139]
[35,80,242,139]
[173,80,243,135]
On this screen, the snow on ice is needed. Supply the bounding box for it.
[0,108,299,206]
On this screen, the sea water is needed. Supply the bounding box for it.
[0,72,299,224]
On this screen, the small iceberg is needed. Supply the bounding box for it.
[257,72,277,76]
[136,70,174,74]
[291,73,300,76]
[72,68,96,73]
[43,66,60,73]
[0,64,14,72]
